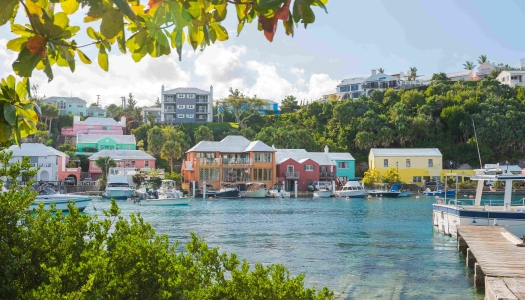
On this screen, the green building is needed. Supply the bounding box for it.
[76,134,136,153]
[87,106,107,117]
[43,96,87,116]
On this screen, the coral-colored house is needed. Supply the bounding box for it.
[276,158,321,191]
[88,150,156,180]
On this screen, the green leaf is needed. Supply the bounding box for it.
[11,24,33,36]
[60,0,79,15]
[4,103,16,126]
[237,19,245,36]
[312,0,328,13]
[43,55,53,82]
[283,10,294,37]
[12,47,42,78]
[15,81,27,100]
[58,45,75,72]
[87,27,97,40]
[210,23,228,41]
[112,0,136,20]
[183,1,201,19]
[101,9,123,39]
[0,0,18,26]
[172,27,185,60]
[6,37,29,52]
[54,12,70,29]
[293,1,315,27]
[76,48,92,64]
[98,46,108,71]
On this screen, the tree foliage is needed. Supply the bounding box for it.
[94,155,117,180]
[218,88,267,128]
[280,95,300,113]
[194,125,213,143]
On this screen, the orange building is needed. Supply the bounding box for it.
[181,136,276,190]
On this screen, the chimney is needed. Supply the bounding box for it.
[324,145,329,153]
[120,116,126,127]
[73,115,80,123]
[272,145,275,149]
[161,84,165,94]
[371,69,376,76]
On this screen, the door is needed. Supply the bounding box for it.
[287,180,294,192]
[40,170,49,181]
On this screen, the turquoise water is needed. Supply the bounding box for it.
[85,196,488,299]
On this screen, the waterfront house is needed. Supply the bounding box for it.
[43,96,87,116]
[88,150,156,180]
[61,116,126,136]
[143,107,161,123]
[161,85,213,124]
[275,146,355,191]
[181,136,276,190]
[369,148,443,185]
[76,134,136,153]
[497,70,525,87]
[2,143,81,182]
[86,105,107,117]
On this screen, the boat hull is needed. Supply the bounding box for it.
[215,190,240,198]
[334,190,366,198]
[313,190,332,198]
[433,203,525,237]
[242,189,267,198]
[398,191,412,197]
[268,190,290,198]
[423,190,455,197]
[103,188,134,199]
[140,197,192,206]
[32,195,92,212]
[367,191,400,198]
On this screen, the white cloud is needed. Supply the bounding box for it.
[290,67,305,77]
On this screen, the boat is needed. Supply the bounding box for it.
[390,183,413,197]
[423,184,455,197]
[267,183,290,198]
[313,186,332,198]
[241,182,267,198]
[102,172,134,200]
[334,180,366,198]
[215,183,240,198]
[433,166,525,237]
[367,184,400,198]
[196,183,217,197]
[136,180,192,206]
[32,187,92,212]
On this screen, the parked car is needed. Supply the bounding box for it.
[308,181,332,191]
[64,177,76,185]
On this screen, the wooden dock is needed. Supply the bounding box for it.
[457,225,525,299]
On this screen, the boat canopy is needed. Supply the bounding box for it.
[343,181,362,187]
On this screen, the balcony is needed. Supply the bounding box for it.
[196,109,208,113]
[199,158,220,166]
[196,97,208,103]
[31,163,52,168]
[221,158,252,166]
[285,171,300,179]
[319,172,335,179]
[196,117,208,122]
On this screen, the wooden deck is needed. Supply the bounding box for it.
[457,225,525,299]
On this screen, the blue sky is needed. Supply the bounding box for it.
[0,0,524,106]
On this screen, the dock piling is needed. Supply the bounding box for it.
[457,236,467,254]
[475,263,485,286]
[466,248,476,268]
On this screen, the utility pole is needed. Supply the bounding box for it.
[121,96,126,109]
[96,95,101,106]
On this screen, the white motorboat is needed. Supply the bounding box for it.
[267,183,290,198]
[241,182,267,198]
[313,187,332,198]
[32,187,92,212]
[137,180,192,206]
[433,166,525,237]
[103,173,134,200]
[334,180,366,198]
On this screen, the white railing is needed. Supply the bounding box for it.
[221,158,252,165]
[78,181,100,186]
[31,163,52,168]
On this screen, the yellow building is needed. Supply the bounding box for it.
[369,148,443,185]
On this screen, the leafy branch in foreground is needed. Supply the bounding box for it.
[4,0,329,82]
[0,149,333,299]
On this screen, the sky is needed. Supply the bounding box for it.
[1,0,525,107]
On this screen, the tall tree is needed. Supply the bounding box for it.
[161,141,178,173]
[126,93,138,111]
[378,67,385,73]
[409,67,418,81]
[194,126,214,143]
[146,112,156,126]
[40,104,59,134]
[94,156,116,181]
[463,61,476,70]
[478,54,488,65]
[280,95,300,113]
[154,97,161,108]
[218,88,266,128]
[147,126,164,156]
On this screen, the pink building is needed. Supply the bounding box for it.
[88,150,156,180]
[48,147,82,182]
[61,116,126,136]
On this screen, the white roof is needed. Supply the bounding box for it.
[370,148,442,157]
[5,143,62,157]
[163,87,210,95]
[46,146,68,157]
[338,77,367,86]
[364,73,398,82]
[446,70,473,78]
[77,134,136,144]
[499,70,525,75]
[187,135,275,153]
[88,150,155,160]
[76,117,122,126]
[275,148,354,166]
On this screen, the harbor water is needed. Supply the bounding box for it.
[84,195,492,299]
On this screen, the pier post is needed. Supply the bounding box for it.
[203,181,206,200]
[192,181,195,197]
[295,180,298,198]
[466,248,476,268]
[474,263,485,286]
[457,236,467,254]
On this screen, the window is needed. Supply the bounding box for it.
[338,162,349,169]
[69,104,72,107]
[431,176,440,181]
[30,156,38,164]
[339,86,348,92]
[186,105,195,109]
[177,94,185,98]
[77,104,83,107]
[305,165,314,171]
[177,105,185,109]
[116,146,119,150]
[406,159,411,168]
[187,94,195,98]
[178,114,185,118]
[254,152,272,162]
[413,176,422,183]
[502,77,506,82]
[101,146,105,150]
[428,159,433,167]
[126,146,130,150]
[145,161,149,167]
[102,126,112,130]
[87,126,94,130]
[125,161,130,167]
[383,159,388,168]
[58,101,66,109]
[199,168,220,181]
[131,161,135,167]
[351,85,359,91]
[186,114,194,118]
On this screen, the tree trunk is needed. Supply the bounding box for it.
[48,118,53,134]
[170,159,173,173]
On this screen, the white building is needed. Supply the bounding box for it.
[337,70,418,100]
[2,143,66,181]
[497,70,525,87]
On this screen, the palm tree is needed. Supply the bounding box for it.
[463,61,476,70]
[378,67,385,73]
[161,141,179,173]
[409,67,418,81]
[478,54,487,65]
[94,156,116,181]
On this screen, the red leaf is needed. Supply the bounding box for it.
[145,0,164,13]
[275,0,291,21]
[258,15,278,42]
[26,35,47,58]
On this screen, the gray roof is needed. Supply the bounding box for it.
[163,87,210,95]
[44,96,87,104]
[338,77,367,87]
[275,148,354,166]
[4,143,64,157]
[88,150,155,160]
[187,135,275,153]
[87,106,107,112]
[446,70,473,78]
[76,117,122,126]
[370,148,442,157]
[77,134,136,144]
[143,107,161,112]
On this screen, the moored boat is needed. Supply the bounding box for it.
[215,184,240,198]
[313,187,332,198]
[137,180,192,206]
[32,187,92,212]
[267,183,290,198]
[390,183,413,197]
[334,180,366,198]
[103,175,134,199]
[241,182,267,198]
[423,185,455,197]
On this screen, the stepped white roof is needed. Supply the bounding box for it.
[75,117,122,126]
[77,134,136,144]
[370,148,442,157]
[88,150,155,160]
[5,143,63,157]
[187,136,275,153]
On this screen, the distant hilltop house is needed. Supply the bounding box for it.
[43,96,108,117]
[258,100,280,115]
[497,70,525,88]
[143,107,161,123]
[61,116,126,136]
[160,85,213,124]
